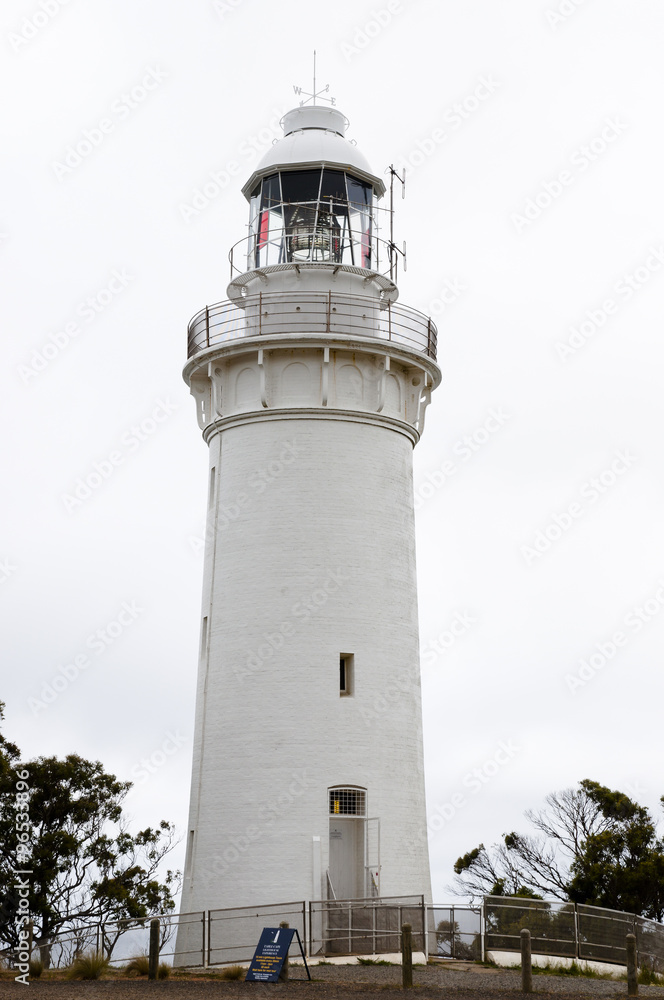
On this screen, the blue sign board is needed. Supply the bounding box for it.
[245,926,296,983]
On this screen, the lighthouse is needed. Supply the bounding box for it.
[178,98,441,927]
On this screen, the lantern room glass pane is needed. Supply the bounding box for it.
[280,169,321,205]
[320,169,348,207]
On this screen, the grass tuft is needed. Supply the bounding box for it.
[638,966,664,985]
[357,957,395,966]
[125,955,149,977]
[218,964,245,980]
[66,951,110,980]
[28,957,43,978]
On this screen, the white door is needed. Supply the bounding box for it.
[329,818,362,899]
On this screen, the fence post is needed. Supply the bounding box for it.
[401,923,413,988]
[520,928,532,992]
[574,902,580,960]
[627,933,638,996]
[421,898,427,961]
[278,921,290,982]
[148,918,159,981]
[482,898,486,963]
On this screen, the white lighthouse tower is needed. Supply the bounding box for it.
[179,98,441,930]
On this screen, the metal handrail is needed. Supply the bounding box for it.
[187,290,437,361]
[228,229,397,279]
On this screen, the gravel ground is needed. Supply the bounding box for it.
[2,964,663,999]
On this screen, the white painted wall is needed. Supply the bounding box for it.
[180,405,432,913]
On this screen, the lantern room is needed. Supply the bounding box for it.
[238,105,386,273]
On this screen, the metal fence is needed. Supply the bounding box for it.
[11,911,205,970]
[6,896,663,971]
[186,290,438,361]
[207,900,306,966]
[309,895,426,957]
[429,905,482,959]
[484,896,664,972]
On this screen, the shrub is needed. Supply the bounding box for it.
[638,966,664,986]
[125,955,150,977]
[218,964,245,980]
[158,962,170,979]
[66,951,110,980]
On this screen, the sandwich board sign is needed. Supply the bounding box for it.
[245,926,310,983]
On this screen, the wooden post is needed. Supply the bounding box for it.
[520,928,532,993]
[148,918,159,981]
[626,932,638,997]
[279,921,290,982]
[401,922,413,989]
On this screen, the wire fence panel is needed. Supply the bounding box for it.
[207,900,305,967]
[577,904,635,965]
[485,897,577,958]
[636,916,664,973]
[309,896,425,957]
[428,906,482,959]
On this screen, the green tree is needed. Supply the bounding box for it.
[453,779,664,919]
[0,707,180,963]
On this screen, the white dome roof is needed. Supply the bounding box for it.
[241,105,386,201]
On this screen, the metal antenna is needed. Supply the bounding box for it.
[293,51,336,107]
[386,165,407,281]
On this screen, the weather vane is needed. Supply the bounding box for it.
[293,50,336,107]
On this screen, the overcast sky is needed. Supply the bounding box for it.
[2,0,663,906]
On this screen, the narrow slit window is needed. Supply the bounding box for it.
[208,466,216,508]
[340,653,354,696]
[186,830,195,876]
[200,617,208,659]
